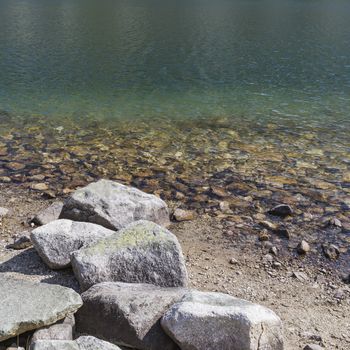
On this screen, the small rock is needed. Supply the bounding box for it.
[322,244,340,260]
[270,246,278,256]
[297,240,310,254]
[268,204,293,217]
[275,226,291,239]
[327,217,342,228]
[303,345,323,350]
[31,202,64,226]
[6,231,32,250]
[31,183,49,191]
[258,229,270,241]
[259,220,278,230]
[229,257,238,265]
[293,271,308,281]
[173,208,196,222]
[0,207,9,217]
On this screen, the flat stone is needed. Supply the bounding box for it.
[31,219,116,269]
[173,208,196,222]
[32,202,64,226]
[31,183,49,191]
[71,220,188,291]
[161,290,283,350]
[0,276,82,341]
[60,180,170,230]
[76,282,184,350]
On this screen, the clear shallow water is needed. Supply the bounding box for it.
[0,0,349,269]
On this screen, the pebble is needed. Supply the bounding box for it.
[270,246,278,256]
[297,240,310,254]
[30,183,49,191]
[268,204,293,217]
[328,217,342,228]
[0,207,9,217]
[322,244,340,260]
[173,208,196,222]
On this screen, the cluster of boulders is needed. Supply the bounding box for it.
[1,180,284,350]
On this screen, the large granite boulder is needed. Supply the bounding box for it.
[71,220,188,291]
[60,180,170,230]
[30,337,121,350]
[31,219,115,269]
[76,282,185,350]
[0,276,82,341]
[161,291,284,350]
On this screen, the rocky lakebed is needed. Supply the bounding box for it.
[0,179,349,350]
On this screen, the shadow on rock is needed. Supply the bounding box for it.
[0,248,79,290]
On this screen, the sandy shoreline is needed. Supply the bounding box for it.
[0,183,349,349]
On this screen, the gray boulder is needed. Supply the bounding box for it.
[32,202,64,226]
[30,337,121,350]
[161,290,284,350]
[31,219,115,269]
[0,276,82,341]
[71,220,188,291]
[76,336,122,350]
[30,340,79,350]
[31,324,73,343]
[60,180,170,230]
[76,282,185,350]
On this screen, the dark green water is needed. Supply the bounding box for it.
[0,0,349,126]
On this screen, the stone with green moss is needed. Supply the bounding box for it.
[71,220,188,291]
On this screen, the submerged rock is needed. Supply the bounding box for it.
[71,220,188,291]
[31,219,116,269]
[60,180,170,230]
[268,204,293,217]
[76,282,185,350]
[0,276,82,341]
[161,290,283,350]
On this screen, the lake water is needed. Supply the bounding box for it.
[0,0,349,268]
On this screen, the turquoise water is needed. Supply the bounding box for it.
[0,0,349,128]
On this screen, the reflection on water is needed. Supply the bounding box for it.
[0,0,349,269]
